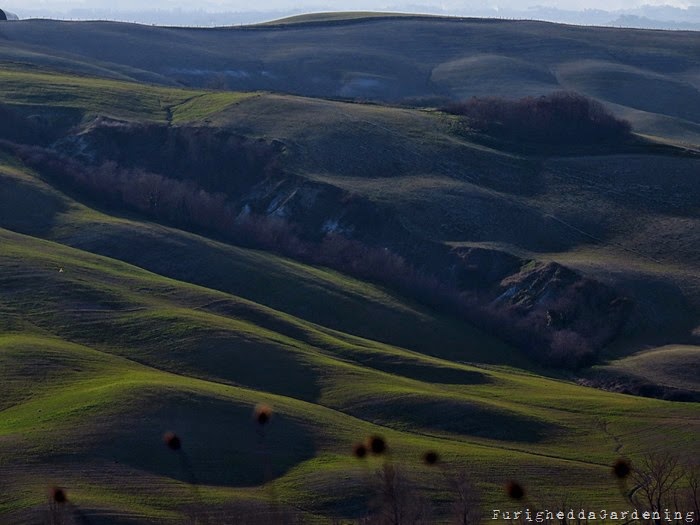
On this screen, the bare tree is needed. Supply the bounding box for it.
[448,468,482,525]
[366,464,431,525]
[684,465,699,525]
[628,453,688,524]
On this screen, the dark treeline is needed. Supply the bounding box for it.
[8,141,448,313]
[6,140,621,370]
[444,91,632,145]
[0,105,82,146]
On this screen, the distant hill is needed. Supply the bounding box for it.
[608,15,700,31]
[0,9,18,21]
[0,15,698,148]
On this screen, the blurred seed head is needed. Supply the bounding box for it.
[506,481,525,500]
[352,443,368,459]
[613,459,632,479]
[367,435,386,456]
[423,451,439,466]
[50,487,67,504]
[254,404,273,426]
[163,431,182,451]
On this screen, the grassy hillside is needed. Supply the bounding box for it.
[207,93,700,348]
[1,221,697,523]
[592,345,700,398]
[0,65,697,359]
[0,24,698,523]
[0,149,514,364]
[0,64,697,354]
[0,68,255,124]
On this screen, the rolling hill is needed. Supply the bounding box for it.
[0,14,699,148]
[0,13,698,524]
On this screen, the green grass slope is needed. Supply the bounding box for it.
[1,225,697,523]
[0,68,255,124]
[0,64,697,353]
[0,153,514,364]
[596,345,700,394]
[0,143,697,524]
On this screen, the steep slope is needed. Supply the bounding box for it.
[0,150,517,366]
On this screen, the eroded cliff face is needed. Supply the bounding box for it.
[451,247,632,367]
[218,167,632,367]
[55,117,281,196]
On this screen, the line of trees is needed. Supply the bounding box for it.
[8,141,449,313]
[6,139,626,371]
[444,91,632,145]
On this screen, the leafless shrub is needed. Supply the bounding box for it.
[366,464,432,525]
[687,466,700,524]
[444,91,632,145]
[47,487,67,525]
[548,329,595,369]
[626,453,698,524]
[448,469,483,525]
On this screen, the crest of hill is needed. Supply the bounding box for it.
[0,9,19,21]
[257,11,429,25]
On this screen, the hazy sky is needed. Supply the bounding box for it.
[4,0,700,28]
[4,0,699,10]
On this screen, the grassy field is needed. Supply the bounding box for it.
[595,345,700,394]
[0,22,698,523]
[1,218,697,522]
[0,68,255,123]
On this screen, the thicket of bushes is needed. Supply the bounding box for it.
[444,91,632,144]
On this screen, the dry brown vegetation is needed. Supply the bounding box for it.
[444,92,632,145]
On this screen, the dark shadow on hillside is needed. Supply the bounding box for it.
[88,392,316,487]
[347,397,558,443]
[580,371,700,402]
[606,276,699,354]
[0,172,68,236]
[185,336,322,401]
[0,105,82,146]
[359,357,491,385]
[53,310,322,402]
